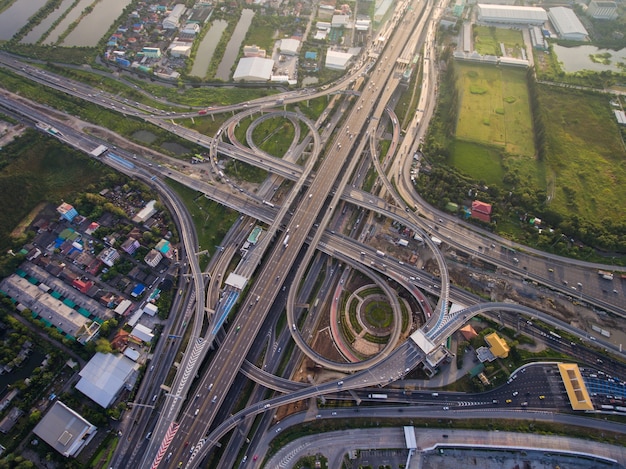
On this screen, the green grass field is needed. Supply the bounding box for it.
[455,63,535,158]
[539,86,626,224]
[474,26,526,58]
[165,178,239,254]
[449,141,504,185]
[251,116,296,157]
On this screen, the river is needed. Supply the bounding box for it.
[215,9,255,81]
[190,19,227,78]
[0,0,49,41]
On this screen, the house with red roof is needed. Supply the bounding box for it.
[471,200,492,223]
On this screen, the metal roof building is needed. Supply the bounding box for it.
[163,3,186,29]
[33,401,97,457]
[233,57,274,81]
[75,353,138,408]
[548,7,588,41]
[477,4,548,25]
[325,49,353,70]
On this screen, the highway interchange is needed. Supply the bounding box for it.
[1,0,626,467]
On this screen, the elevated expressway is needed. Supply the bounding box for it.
[2,15,625,468]
[150,0,438,467]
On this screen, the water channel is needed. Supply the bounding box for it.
[215,9,255,81]
[20,0,75,44]
[62,0,132,47]
[190,19,227,78]
[43,0,93,45]
[0,0,48,41]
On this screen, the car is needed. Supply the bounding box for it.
[331,411,337,416]
[242,456,247,463]
[442,406,449,410]
[264,404,271,409]
[512,391,519,396]
[275,427,282,433]
[539,395,545,400]
[253,455,258,461]
[316,414,322,419]
[337,381,344,386]
[506,399,512,404]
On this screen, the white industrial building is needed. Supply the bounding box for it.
[233,57,274,81]
[75,353,138,408]
[131,324,154,343]
[163,3,186,29]
[587,0,618,20]
[477,4,548,25]
[548,7,588,41]
[325,49,353,70]
[279,38,300,55]
[33,401,97,458]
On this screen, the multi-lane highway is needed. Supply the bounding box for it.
[1,1,626,467]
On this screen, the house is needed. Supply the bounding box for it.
[144,249,163,268]
[72,278,94,295]
[485,332,510,358]
[121,237,140,255]
[98,247,120,267]
[471,200,492,223]
[57,203,78,222]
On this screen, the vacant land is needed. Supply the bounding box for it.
[539,86,626,224]
[473,25,526,58]
[0,130,107,252]
[455,63,534,157]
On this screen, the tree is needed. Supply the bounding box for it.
[95,338,113,354]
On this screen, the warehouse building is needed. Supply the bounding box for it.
[33,401,97,458]
[587,0,618,20]
[477,4,548,25]
[75,352,139,408]
[548,7,588,41]
[163,3,186,29]
[233,57,274,81]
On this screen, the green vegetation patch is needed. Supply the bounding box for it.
[165,178,239,255]
[539,86,626,225]
[474,25,525,58]
[251,116,296,158]
[363,300,393,329]
[455,63,535,158]
[0,131,107,254]
[449,141,504,186]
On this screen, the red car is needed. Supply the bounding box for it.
[253,455,258,461]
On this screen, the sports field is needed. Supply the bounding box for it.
[455,63,535,158]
